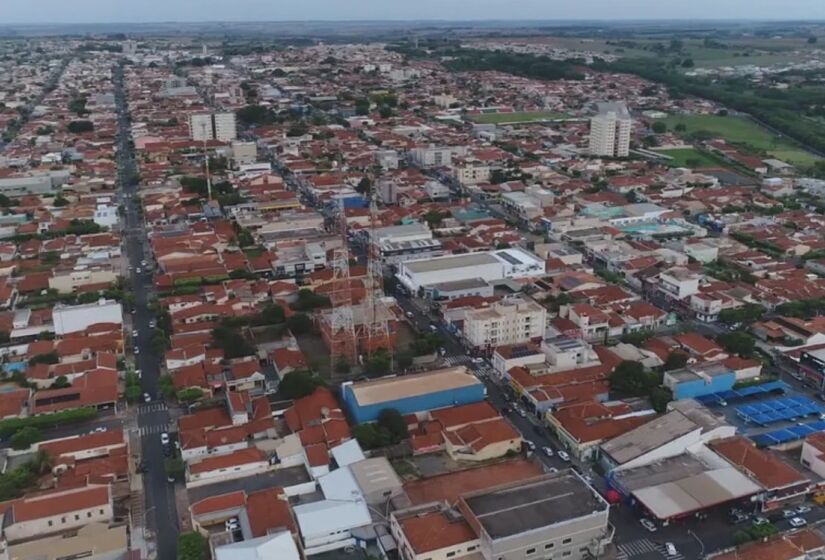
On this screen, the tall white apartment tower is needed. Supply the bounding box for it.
[213,112,238,142]
[190,113,214,142]
[588,102,632,157]
[189,112,238,142]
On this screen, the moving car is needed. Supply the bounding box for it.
[640,519,657,532]
[160,432,170,446]
[471,357,484,364]
[557,450,570,462]
[665,543,677,557]
[542,446,554,457]
[523,440,536,451]
[789,517,807,528]
[143,393,151,403]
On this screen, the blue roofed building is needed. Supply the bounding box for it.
[663,362,736,401]
[340,366,486,424]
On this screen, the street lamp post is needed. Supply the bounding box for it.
[688,529,705,559]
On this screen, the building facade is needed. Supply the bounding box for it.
[588,102,632,158]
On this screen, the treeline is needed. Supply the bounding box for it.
[445,49,586,81]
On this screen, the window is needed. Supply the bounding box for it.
[446,553,455,559]
[467,546,477,552]
[61,517,66,523]
[99,509,104,515]
[75,514,80,521]
[526,548,536,556]
[562,538,572,545]
[87,512,92,518]
[48,520,53,527]
[544,543,555,550]
[562,552,571,558]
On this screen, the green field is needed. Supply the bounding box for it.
[658,114,821,167]
[653,148,725,168]
[469,111,568,124]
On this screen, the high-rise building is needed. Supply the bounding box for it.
[213,112,238,142]
[588,102,632,157]
[189,113,214,142]
[189,112,237,142]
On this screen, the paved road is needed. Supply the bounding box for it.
[113,63,178,560]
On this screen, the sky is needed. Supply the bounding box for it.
[1,0,825,24]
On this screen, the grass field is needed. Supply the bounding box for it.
[653,148,725,168]
[469,111,568,124]
[658,114,821,167]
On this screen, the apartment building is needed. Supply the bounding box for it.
[464,297,547,349]
[189,112,238,142]
[588,102,632,158]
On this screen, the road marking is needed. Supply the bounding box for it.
[138,424,169,436]
[138,403,168,414]
[616,539,685,560]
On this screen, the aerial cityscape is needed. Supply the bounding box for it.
[4,5,825,560]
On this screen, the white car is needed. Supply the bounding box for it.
[796,505,812,514]
[136,267,141,274]
[517,408,527,418]
[143,393,151,403]
[523,440,536,451]
[160,432,170,446]
[225,518,239,531]
[134,346,140,355]
[557,450,570,462]
[132,329,138,338]
[640,519,657,532]
[665,543,678,557]
[789,517,807,528]
[405,311,414,318]
[542,446,554,457]
[471,357,484,364]
[149,320,156,328]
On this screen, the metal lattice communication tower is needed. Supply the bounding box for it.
[328,200,357,374]
[364,187,392,362]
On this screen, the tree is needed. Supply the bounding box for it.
[674,123,687,132]
[718,331,755,358]
[125,385,142,403]
[279,370,324,399]
[621,330,654,346]
[67,120,94,134]
[681,58,695,68]
[424,210,446,228]
[52,196,69,207]
[177,532,208,560]
[236,229,255,247]
[609,361,658,397]
[353,423,392,449]
[159,375,176,398]
[335,360,351,374]
[30,449,53,475]
[236,105,274,126]
[809,36,818,44]
[356,177,372,195]
[355,99,370,116]
[52,375,70,389]
[377,408,408,442]
[397,351,413,369]
[258,303,285,325]
[10,427,42,450]
[651,121,667,134]
[718,304,765,325]
[663,351,689,371]
[650,386,673,413]
[365,349,391,376]
[286,313,313,335]
[165,458,185,480]
[29,352,59,366]
[177,388,204,403]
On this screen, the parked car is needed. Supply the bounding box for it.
[790,517,807,528]
[665,543,677,557]
[517,408,527,418]
[523,440,536,451]
[148,319,156,328]
[160,432,170,446]
[783,509,797,518]
[557,450,570,462]
[143,393,151,403]
[730,512,749,524]
[471,357,484,364]
[640,519,657,532]
[547,467,558,473]
[132,329,138,338]
[134,346,140,355]
[796,505,812,514]
[753,517,769,526]
[405,311,414,318]
[542,446,554,457]
[225,518,239,531]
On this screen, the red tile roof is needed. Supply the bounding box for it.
[398,510,476,554]
[13,484,110,522]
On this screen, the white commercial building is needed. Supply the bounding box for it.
[293,467,372,555]
[190,113,214,141]
[215,531,301,560]
[397,247,545,293]
[463,297,547,349]
[588,102,632,158]
[214,112,238,142]
[52,299,123,335]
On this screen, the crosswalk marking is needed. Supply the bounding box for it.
[616,539,684,560]
[138,402,167,414]
[137,424,169,436]
[442,355,470,367]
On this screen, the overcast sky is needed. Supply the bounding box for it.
[2,0,825,23]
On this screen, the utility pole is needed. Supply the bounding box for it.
[201,120,212,201]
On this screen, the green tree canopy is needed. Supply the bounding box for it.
[718,331,755,358]
[286,313,313,335]
[177,532,208,560]
[279,370,325,400]
[609,360,659,397]
[10,427,42,450]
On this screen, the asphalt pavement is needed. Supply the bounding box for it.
[114,63,178,560]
